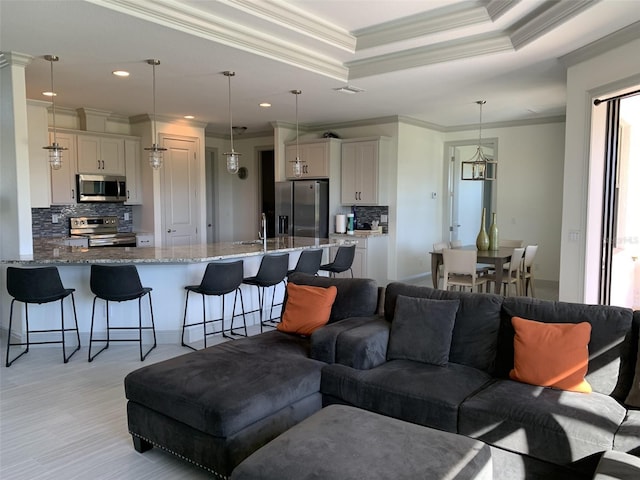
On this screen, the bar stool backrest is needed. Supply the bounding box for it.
[90,265,146,301]
[331,245,356,273]
[254,254,290,286]
[199,261,244,295]
[292,249,323,275]
[7,266,68,303]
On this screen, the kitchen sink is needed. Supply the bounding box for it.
[233,239,265,245]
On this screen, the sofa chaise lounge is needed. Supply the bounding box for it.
[124,275,640,479]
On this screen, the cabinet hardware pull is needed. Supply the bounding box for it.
[355,192,357,200]
[127,190,130,199]
[97,160,100,169]
[71,189,75,199]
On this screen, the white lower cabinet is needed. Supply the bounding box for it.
[328,235,388,286]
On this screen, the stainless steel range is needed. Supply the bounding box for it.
[70,216,137,247]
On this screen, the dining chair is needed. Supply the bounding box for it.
[447,240,490,276]
[521,245,539,297]
[485,247,525,296]
[442,248,488,293]
[432,242,449,288]
[499,239,525,248]
[449,240,462,248]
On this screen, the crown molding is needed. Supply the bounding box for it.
[444,114,566,132]
[0,51,33,68]
[354,3,489,51]
[223,0,356,52]
[397,115,446,132]
[347,32,513,79]
[87,0,348,81]
[510,0,595,50]
[560,21,640,67]
[485,0,520,21]
[308,115,401,132]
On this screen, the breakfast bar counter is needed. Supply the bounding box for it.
[10,236,335,264]
[1,237,343,349]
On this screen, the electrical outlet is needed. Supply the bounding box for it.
[380,214,388,223]
[124,212,130,221]
[52,214,59,223]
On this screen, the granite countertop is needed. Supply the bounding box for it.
[330,231,388,239]
[4,237,342,264]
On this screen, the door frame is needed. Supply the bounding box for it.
[159,133,202,247]
[443,138,498,243]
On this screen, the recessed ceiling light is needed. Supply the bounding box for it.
[42,91,56,97]
[259,102,271,108]
[112,70,130,77]
[184,115,195,119]
[333,85,365,94]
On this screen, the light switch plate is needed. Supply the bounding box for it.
[52,214,59,224]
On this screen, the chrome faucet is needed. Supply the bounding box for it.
[258,213,267,247]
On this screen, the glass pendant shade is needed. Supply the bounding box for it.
[461,100,497,181]
[42,55,67,169]
[223,71,241,174]
[144,59,167,170]
[291,89,304,178]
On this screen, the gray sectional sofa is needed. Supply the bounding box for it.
[124,275,640,479]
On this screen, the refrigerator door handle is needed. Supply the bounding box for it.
[279,215,289,235]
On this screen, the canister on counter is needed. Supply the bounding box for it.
[347,213,354,235]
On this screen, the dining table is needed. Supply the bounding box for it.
[430,245,514,294]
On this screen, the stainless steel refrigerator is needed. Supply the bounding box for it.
[275,180,329,238]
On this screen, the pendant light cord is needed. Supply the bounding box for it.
[49,57,57,145]
[152,62,157,146]
[228,72,234,152]
[295,92,299,159]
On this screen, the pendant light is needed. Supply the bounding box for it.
[223,71,241,174]
[144,59,167,170]
[461,100,497,181]
[291,89,304,178]
[42,55,67,170]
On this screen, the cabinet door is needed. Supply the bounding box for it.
[50,132,77,204]
[77,135,125,174]
[341,140,379,205]
[100,137,125,174]
[124,139,142,204]
[285,142,329,179]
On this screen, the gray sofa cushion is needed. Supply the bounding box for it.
[231,404,493,480]
[384,283,503,373]
[321,359,493,432]
[497,297,633,395]
[287,273,378,323]
[459,379,628,465]
[335,318,390,369]
[387,295,459,366]
[623,320,640,407]
[593,450,640,480]
[310,316,378,363]
[614,409,640,456]
[125,331,324,437]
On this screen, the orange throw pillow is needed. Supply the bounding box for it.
[277,283,337,336]
[509,316,592,393]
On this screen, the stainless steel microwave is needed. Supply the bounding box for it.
[76,174,126,202]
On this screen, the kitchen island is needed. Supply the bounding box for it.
[1,237,344,350]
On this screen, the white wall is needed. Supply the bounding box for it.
[446,121,565,282]
[27,100,51,208]
[206,133,274,242]
[561,37,640,303]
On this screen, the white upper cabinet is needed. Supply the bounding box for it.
[50,131,78,205]
[341,137,389,205]
[124,138,142,204]
[285,138,340,179]
[77,134,125,175]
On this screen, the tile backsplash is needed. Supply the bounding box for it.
[353,206,389,232]
[32,204,133,238]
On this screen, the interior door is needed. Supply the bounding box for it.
[162,136,199,247]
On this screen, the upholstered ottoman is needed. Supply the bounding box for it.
[231,404,493,479]
[593,450,640,480]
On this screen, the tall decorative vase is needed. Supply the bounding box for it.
[489,212,499,251]
[476,208,490,251]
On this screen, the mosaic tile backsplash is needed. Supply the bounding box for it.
[353,206,389,232]
[32,204,133,238]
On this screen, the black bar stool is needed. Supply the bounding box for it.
[88,265,156,362]
[320,244,356,278]
[287,249,323,276]
[182,260,247,350]
[5,266,81,367]
[242,253,289,333]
